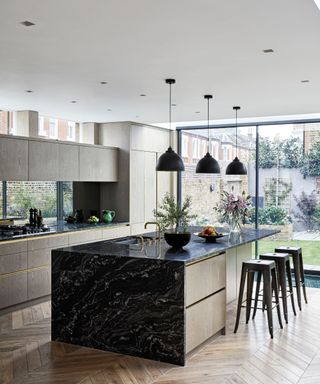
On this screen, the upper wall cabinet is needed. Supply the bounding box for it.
[58,143,79,181]
[0,135,119,182]
[29,140,59,180]
[0,137,29,180]
[79,146,118,182]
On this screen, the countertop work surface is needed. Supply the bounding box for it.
[0,221,130,242]
[55,227,279,264]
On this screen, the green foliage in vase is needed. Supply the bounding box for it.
[153,193,197,233]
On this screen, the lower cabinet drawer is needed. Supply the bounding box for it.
[68,229,102,245]
[27,267,51,300]
[0,252,27,275]
[28,248,51,268]
[0,272,28,309]
[186,289,226,353]
[186,253,226,307]
[102,225,131,240]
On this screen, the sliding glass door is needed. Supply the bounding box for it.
[180,126,256,227]
[257,122,320,268]
[179,120,320,268]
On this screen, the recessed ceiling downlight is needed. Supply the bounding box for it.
[263,49,274,53]
[25,90,33,93]
[70,100,77,103]
[21,21,35,27]
[100,81,107,85]
[301,80,310,83]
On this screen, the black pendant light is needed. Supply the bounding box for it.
[226,106,247,175]
[196,95,220,174]
[156,79,185,172]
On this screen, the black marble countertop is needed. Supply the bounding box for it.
[0,221,129,242]
[55,227,279,264]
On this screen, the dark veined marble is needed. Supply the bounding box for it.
[52,251,185,365]
[51,227,278,366]
[54,227,279,264]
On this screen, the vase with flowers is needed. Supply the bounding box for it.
[215,191,252,233]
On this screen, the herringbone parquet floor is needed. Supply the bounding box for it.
[1,289,320,384]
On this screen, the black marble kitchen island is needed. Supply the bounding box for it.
[51,228,278,366]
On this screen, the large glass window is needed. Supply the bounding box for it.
[38,116,79,142]
[256,122,320,267]
[181,127,256,227]
[7,181,57,225]
[0,182,3,217]
[0,111,16,135]
[63,182,73,216]
[179,121,320,267]
[0,181,73,225]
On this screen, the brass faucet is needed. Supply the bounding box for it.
[144,221,161,240]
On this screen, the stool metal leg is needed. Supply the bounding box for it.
[286,259,296,316]
[252,271,261,320]
[234,265,247,334]
[292,255,302,310]
[272,268,283,329]
[299,253,308,304]
[278,260,288,323]
[246,271,254,324]
[263,269,274,338]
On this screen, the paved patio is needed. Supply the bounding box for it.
[293,231,320,241]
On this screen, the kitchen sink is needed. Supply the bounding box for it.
[112,235,160,246]
[112,236,144,245]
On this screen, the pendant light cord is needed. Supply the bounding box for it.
[169,82,172,131]
[207,97,210,153]
[233,106,240,158]
[236,107,238,157]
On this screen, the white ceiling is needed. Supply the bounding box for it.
[0,0,320,125]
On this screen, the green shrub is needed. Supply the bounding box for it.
[250,206,289,225]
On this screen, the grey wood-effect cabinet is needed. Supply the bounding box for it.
[0,137,29,180]
[58,143,79,181]
[79,146,118,181]
[0,225,131,310]
[226,243,252,304]
[0,135,119,182]
[185,253,226,353]
[29,140,59,180]
[129,150,159,235]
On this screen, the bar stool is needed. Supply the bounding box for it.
[234,259,283,339]
[257,253,296,323]
[275,246,308,310]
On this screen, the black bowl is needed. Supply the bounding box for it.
[164,232,191,249]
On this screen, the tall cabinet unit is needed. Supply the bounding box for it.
[129,124,172,235]
[98,122,173,235]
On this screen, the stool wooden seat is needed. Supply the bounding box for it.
[257,253,296,323]
[275,246,308,310]
[234,259,283,339]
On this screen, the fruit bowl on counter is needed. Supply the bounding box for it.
[196,225,225,243]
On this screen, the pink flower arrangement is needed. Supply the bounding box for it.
[215,191,252,230]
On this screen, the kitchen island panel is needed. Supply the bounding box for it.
[186,252,226,307]
[52,251,185,365]
[186,289,226,353]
